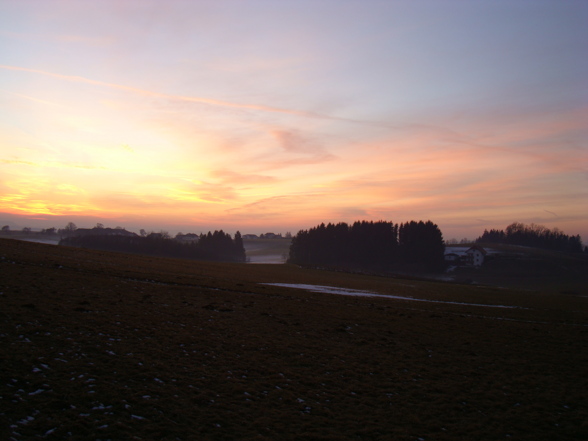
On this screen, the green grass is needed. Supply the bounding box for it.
[1,238,587,440]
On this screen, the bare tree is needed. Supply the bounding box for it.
[63,222,77,236]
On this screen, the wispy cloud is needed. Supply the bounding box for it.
[227,193,326,214]
[271,129,318,154]
[0,30,113,46]
[0,64,385,126]
[0,159,107,170]
[210,169,277,186]
[170,180,238,204]
[1,90,63,107]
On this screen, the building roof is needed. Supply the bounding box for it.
[466,245,487,255]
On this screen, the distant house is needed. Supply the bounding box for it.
[175,233,200,243]
[242,234,259,240]
[465,245,487,267]
[261,233,282,239]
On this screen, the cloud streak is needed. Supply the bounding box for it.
[0,64,395,127]
[1,159,107,170]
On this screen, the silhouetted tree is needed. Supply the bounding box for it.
[476,222,583,253]
[234,231,246,262]
[477,229,506,243]
[289,219,443,272]
[60,228,246,262]
[399,221,445,271]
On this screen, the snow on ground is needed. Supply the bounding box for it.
[262,283,523,309]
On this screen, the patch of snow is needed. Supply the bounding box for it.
[262,283,523,309]
[17,415,35,425]
[28,389,45,395]
[92,404,112,410]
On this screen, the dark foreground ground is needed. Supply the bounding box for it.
[1,238,587,440]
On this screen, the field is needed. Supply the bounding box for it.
[1,238,587,440]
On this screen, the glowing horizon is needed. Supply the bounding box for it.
[1,1,587,242]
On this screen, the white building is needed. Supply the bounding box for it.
[465,245,487,267]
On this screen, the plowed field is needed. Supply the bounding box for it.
[1,238,587,440]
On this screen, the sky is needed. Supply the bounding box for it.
[0,0,587,242]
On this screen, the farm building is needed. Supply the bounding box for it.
[465,245,487,267]
[261,233,282,239]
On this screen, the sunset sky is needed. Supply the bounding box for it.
[1,0,587,242]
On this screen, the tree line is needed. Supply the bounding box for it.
[60,230,246,262]
[476,222,583,253]
[288,220,445,271]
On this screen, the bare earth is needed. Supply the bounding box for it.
[1,238,587,440]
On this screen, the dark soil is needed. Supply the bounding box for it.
[1,238,587,440]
